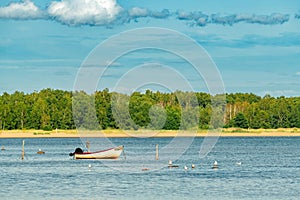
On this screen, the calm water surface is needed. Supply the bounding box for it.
[0,137,299,200]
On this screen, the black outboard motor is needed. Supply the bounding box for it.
[69,147,83,156]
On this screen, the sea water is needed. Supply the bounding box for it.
[0,137,299,200]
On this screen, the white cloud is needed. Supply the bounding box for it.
[128,8,171,20]
[150,9,170,19]
[128,7,149,18]
[47,0,123,26]
[0,0,43,19]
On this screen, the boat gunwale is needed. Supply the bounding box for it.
[74,146,123,155]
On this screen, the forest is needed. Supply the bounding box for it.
[0,88,299,130]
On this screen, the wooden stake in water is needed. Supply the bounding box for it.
[156,144,159,160]
[21,140,25,160]
[86,141,90,152]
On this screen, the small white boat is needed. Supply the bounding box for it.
[70,146,124,160]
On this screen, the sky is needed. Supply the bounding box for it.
[0,0,300,96]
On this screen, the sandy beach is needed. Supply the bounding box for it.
[0,128,300,138]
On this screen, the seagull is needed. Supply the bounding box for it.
[184,166,188,170]
[212,161,218,169]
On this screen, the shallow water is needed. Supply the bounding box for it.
[0,137,299,200]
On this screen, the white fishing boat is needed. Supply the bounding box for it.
[70,146,124,160]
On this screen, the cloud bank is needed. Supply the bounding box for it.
[211,13,289,25]
[128,7,170,20]
[0,0,295,27]
[176,11,289,26]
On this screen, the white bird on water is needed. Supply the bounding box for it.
[212,161,218,169]
[184,166,188,170]
[88,164,92,171]
[236,162,242,166]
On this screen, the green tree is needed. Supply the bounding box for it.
[232,112,248,128]
[163,105,181,130]
[95,89,111,129]
[198,106,211,129]
[72,91,99,130]
[148,105,166,129]
[129,92,153,128]
[111,93,137,130]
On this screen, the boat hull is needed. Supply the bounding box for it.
[74,146,123,160]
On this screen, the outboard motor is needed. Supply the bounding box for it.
[69,147,83,156]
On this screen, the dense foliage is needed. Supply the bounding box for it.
[0,89,299,130]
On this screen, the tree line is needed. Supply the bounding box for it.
[0,88,299,130]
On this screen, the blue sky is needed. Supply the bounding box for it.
[0,0,300,96]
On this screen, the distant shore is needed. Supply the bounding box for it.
[0,128,300,138]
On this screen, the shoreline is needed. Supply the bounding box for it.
[0,129,300,138]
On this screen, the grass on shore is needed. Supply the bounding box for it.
[221,127,300,133]
[1,128,300,135]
